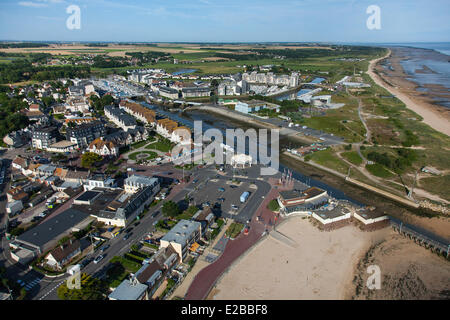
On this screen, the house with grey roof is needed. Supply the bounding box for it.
[14,208,92,254]
[124,174,159,194]
[159,219,201,262]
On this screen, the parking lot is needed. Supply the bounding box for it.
[187,176,264,223]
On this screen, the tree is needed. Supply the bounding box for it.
[57,273,107,300]
[162,201,181,218]
[81,152,102,169]
[267,199,280,212]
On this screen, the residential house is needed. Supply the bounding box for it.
[88,138,119,157]
[104,105,137,131]
[159,219,202,262]
[124,175,160,194]
[66,120,106,148]
[44,239,81,270]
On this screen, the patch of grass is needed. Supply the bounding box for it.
[342,151,363,166]
[146,140,174,153]
[309,148,350,175]
[365,163,394,178]
[225,222,244,238]
[418,175,450,202]
[128,150,158,160]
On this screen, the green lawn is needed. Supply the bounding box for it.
[146,140,174,153]
[341,151,363,166]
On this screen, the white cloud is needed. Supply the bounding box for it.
[18,0,65,8]
[18,1,48,7]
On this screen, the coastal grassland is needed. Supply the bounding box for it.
[365,163,395,178]
[341,151,363,165]
[306,148,350,175]
[299,95,364,143]
[418,175,450,202]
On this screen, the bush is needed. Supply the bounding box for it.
[267,199,280,212]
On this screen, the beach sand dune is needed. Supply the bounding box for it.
[211,217,388,300]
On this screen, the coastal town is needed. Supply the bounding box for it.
[0,68,392,300]
[0,36,449,304]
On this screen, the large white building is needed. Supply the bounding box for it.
[124,175,160,194]
[104,105,137,131]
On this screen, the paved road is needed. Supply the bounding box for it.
[32,164,205,300]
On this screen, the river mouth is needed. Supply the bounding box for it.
[142,101,448,240]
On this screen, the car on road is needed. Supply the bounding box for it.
[152,211,159,218]
[231,204,239,210]
[93,255,104,264]
[218,187,225,192]
[125,227,133,234]
[192,179,199,183]
[134,221,140,227]
[80,257,94,268]
[123,233,132,241]
[100,244,110,252]
[32,216,43,222]
[217,197,225,202]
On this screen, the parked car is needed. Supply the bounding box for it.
[100,244,110,252]
[124,227,133,234]
[93,255,104,264]
[80,257,93,268]
[123,233,132,241]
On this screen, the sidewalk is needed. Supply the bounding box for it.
[168,219,233,299]
[184,185,283,300]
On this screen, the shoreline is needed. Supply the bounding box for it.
[366,49,450,136]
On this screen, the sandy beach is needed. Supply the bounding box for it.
[367,49,450,136]
[210,217,388,300]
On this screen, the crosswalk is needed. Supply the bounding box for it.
[22,277,42,291]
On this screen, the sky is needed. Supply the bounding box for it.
[0,0,449,43]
